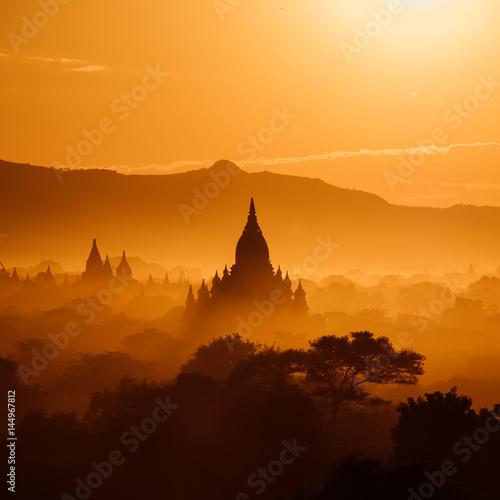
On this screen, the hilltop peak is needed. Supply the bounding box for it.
[208,159,244,174]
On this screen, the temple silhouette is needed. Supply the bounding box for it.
[0,261,55,290]
[81,239,116,283]
[80,240,188,289]
[0,202,310,339]
[79,238,136,287]
[183,199,309,337]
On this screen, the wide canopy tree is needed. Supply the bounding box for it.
[232,331,425,450]
[286,332,425,445]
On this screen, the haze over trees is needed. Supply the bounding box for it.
[1,162,500,498]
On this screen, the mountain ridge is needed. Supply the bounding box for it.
[1,159,499,274]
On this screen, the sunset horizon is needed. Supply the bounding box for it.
[2,1,500,499]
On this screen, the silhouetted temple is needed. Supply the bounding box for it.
[0,262,21,290]
[81,239,132,284]
[117,251,133,280]
[35,265,55,286]
[184,199,308,333]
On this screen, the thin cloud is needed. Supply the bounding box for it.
[26,56,109,72]
[29,56,85,64]
[59,58,84,64]
[54,142,500,175]
[415,182,500,191]
[71,65,109,73]
[138,142,500,172]
[238,142,500,167]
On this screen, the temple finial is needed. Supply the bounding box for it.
[243,198,260,234]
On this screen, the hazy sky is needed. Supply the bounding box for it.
[1,0,499,206]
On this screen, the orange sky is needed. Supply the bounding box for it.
[1,0,499,206]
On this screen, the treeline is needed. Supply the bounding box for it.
[1,333,499,499]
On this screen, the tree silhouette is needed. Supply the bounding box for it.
[227,332,424,452]
[180,334,258,380]
[228,344,292,388]
[0,355,18,389]
[392,387,479,464]
[46,351,153,414]
[286,332,425,448]
[0,355,49,418]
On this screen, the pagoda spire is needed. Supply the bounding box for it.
[179,268,186,284]
[234,198,271,274]
[102,255,113,279]
[82,238,105,283]
[275,265,283,280]
[185,284,196,313]
[23,273,35,288]
[197,279,210,306]
[211,270,222,295]
[10,268,19,283]
[292,279,309,316]
[243,197,261,235]
[282,271,293,302]
[116,251,132,279]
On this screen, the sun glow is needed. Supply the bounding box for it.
[0,0,498,171]
[325,0,494,69]
[399,0,454,11]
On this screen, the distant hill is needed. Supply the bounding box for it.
[1,159,499,275]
